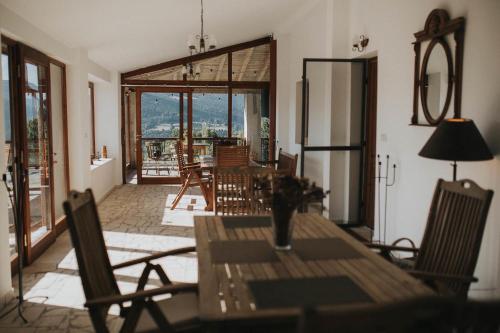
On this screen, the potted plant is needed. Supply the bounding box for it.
[256,175,328,250]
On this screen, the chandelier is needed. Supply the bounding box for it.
[182,0,216,79]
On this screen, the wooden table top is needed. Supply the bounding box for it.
[194,214,433,323]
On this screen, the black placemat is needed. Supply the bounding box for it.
[221,216,272,229]
[248,276,373,309]
[292,238,363,260]
[210,240,279,263]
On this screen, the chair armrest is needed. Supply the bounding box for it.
[185,162,201,167]
[112,246,196,270]
[366,243,420,253]
[255,159,278,165]
[407,270,478,283]
[85,283,198,307]
[184,164,202,170]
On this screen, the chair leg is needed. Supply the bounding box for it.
[195,174,210,206]
[171,172,197,210]
[171,179,190,210]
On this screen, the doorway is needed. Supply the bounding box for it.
[300,57,377,229]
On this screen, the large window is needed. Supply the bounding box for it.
[192,91,229,138]
[232,89,270,161]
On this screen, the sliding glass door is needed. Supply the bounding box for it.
[136,88,189,184]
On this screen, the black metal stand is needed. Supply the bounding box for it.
[452,161,457,181]
[0,166,27,323]
[375,155,396,244]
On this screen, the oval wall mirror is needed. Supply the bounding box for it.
[411,9,465,126]
[420,38,453,125]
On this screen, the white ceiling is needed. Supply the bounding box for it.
[0,0,303,72]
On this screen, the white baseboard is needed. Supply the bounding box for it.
[96,185,119,205]
[468,288,498,299]
[0,288,15,308]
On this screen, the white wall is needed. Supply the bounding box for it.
[276,0,335,215]
[0,4,121,300]
[346,0,500,298]
[277,0,500,297]
[94,72,123,187]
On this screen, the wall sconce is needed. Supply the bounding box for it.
[352,35,369,52]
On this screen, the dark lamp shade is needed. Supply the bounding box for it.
[419,118,493,162]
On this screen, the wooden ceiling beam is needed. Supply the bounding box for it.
[215,54,227,81]
[258,54,270,81]
[237,48,254,81]
[121,36,272,81]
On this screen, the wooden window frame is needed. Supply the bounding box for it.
[120,37,277,184]
[89,81,96,159]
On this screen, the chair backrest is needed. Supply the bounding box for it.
[298,296,455,333]
[276,148,298,176]
[213,166,276,215]
[416,179,494,297]
[213,166,251,215]
[175,140,189,181]
[216,145,250,167]
[212,138,239,157]
[146,141,163,160]
[63,189,120,328]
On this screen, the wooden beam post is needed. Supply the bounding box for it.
[237,48,254,81]
[215,54,227,81]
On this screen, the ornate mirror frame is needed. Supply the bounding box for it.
[411,9,465,126]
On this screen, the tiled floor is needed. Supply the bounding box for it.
[0,184,211,333]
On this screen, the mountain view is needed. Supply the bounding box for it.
[141,92,245,138]
[3,80,11,141]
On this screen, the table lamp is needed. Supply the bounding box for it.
[419,118,493,181]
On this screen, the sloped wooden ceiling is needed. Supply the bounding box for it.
[122,37,272,84]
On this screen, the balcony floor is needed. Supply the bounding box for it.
[0,184,211,333]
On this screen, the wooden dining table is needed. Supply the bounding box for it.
[194,213,434,330]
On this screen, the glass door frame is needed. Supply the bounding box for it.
[299,58,368,226]
[135,86,193,184]
[17,43,57,264]
[2,36,70,270]
[2,36,21,272]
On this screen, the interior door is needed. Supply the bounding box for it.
[135,87,191,184]
[18,44,56,263]
[300,59,367,226]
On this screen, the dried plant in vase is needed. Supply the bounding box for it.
[256,175,328,250]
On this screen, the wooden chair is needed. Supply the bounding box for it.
[213,166,276,215]
[145,141,167,175]
[63,189,200,333]
[212,138,239,157]
[276,148,298,176]
[298,296,456,333]
[171,140,211,210]
[259,148,298,176]
[215,145,250,167]
[369,179,494,298]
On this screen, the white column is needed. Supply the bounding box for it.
[0,33,13,301]
[66,48,91,191]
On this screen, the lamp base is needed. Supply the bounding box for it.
[452,161,457,181]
